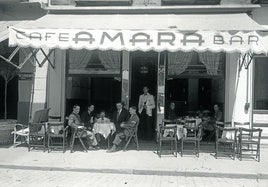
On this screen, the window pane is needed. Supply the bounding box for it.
[254,57,268,110]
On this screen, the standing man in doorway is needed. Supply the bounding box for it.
[138,86,155,140]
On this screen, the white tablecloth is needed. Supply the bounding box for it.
[163,124,187,140]
[221,127,236,140]
[93,122,116,139]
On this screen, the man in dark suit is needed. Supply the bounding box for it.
[107,106,139,153]
[112,102,130,132]
[81,104,96,130]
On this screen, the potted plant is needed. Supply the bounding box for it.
[0,46,19,145]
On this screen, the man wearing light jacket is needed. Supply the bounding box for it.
[138,86,155,140]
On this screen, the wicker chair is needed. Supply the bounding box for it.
[28,108,50,151]
[157,119,178,157]
[181,119,202,157]
[215,126,238,160]
[47,122,68,153]
[12,108,49,147]
[238,128,262,162]
[123,121,139,152]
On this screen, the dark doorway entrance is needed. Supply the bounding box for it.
[65,76,121,118]
[130,51,158,140]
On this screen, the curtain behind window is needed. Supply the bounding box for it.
[198,51,221,75]
[168,51,193,76]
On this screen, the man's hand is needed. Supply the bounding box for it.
[120,123,126,128]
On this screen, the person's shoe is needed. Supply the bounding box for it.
[88,146,96,151]
[93,145,100,150]
[107,145,117,153]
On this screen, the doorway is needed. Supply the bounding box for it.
[65,76,121,118]
[130,51,158,140]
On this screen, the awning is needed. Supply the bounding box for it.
[8,13,268,54]
[0,21,29,43]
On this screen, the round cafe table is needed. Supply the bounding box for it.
[93,122,116,139]
[93,122,116,149]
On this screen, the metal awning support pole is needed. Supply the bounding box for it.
[0,47,42,70]
[238,52,254,72]
[19,48,39,69]
[243,52,254,69]
[20,48,39,67]
[40,49,55,69]
[0,54,19,69]
[7,47,20,61]
[29,48,55,69]
[0,46,21,69]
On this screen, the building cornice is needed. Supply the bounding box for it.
[45,4,261,14]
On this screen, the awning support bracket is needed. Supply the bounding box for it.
[0,46,21,69]
[239,52,254,72]
[20,48,39,69]
[29,48,55,69]
[40,48,55,69]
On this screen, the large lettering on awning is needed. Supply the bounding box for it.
[9,27,268,53]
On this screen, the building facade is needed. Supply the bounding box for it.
[6,0,268,142]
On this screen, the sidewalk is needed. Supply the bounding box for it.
[0,142,268,179]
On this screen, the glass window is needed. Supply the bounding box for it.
[254,57,268,110]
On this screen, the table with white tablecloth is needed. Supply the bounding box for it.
[221,127,237,140]
[163,124,187,140]
[93,122,116,139]
[163,118,202,140]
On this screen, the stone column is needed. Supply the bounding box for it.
[47,49,66,120]
[121,50,130,109]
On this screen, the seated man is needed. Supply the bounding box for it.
[213,104,223,122]
[68,104,99,150]
[96,111,111,123]
[107,106,139,153]
[201,104,223,140]
[166,102,177,121]
[94,110,111,143]
[81,104,96,130]
[201,110,213,131]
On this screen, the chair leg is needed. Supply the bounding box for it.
[257,144,260,162]
[13,133,16,146]
[181,139,183,157]
[63,135,65,153]
[28,140,31,152]
[239,142,242,161]
[159,139,162,158]
[194,141,197,157]
[78,136,88,152]
[47,136,50,153]
[43,136,46,152]
[70,133,75,153]
[233,143,235,160]
[197,141,200,158]
[215,142,218,159]
[175,139,177,158]
[135,134,139,151]
[124,136,132,152]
